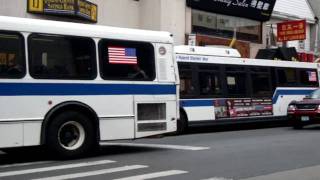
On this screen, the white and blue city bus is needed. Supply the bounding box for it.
[0,16,179,158]
[175,45,320,133]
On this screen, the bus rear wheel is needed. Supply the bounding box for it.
[46,111,95,158]
[177,111,188,134]
[293,122,304,129]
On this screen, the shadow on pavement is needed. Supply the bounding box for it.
[0,144,165,166]
[185,121,289,135]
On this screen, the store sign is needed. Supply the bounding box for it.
[27,0,97,22]
[186,0,276,21]
[277,20,306,42]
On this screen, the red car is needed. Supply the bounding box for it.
[287,89,320,129]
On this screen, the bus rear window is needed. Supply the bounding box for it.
[299,69,319,87]
[0,31,25,79]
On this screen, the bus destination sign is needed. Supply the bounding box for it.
[28,0,97,22]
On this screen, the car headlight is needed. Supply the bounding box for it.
[287,105,296,112]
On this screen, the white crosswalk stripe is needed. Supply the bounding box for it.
[0,161,55,169]
[0,160,115,177]
[100,142,210,151]
[33,165,148,180]
[202,177,234,180]
[113,170,188,180]
[0,159,188,180]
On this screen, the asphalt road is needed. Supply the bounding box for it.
[1,123,320,180]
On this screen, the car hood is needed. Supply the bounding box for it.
[294,99,320,105]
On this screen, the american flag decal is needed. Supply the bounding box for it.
[108,46,138,64]
[308,71,317,82]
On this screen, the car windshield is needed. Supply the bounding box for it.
[309,89,320,99]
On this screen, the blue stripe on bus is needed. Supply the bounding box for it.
[180,99,214,107]
[180,89,316,107]
[0,83,176,96]
[272,89,315,104]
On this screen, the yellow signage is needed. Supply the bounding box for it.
[27,0,97,22]
[28,0,44,12]
[77,0,97,22]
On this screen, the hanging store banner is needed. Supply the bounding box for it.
[277,20,306,42]
[27,0,97,22]
[186,0,276,22]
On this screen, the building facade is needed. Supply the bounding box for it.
[0,0,317,59]
[308,0,320,56]
[270,0,316,61]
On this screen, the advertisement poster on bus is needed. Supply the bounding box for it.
[214,98,273,119]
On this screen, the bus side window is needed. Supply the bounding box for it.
[180,70,195,96]
[0,31,25,79]
[225,65,247,97]
[99,39,155,81]
[299,69,319,87]
[277,68,298,87]
[28,34,96,80]
[199,72,221,96]
[250,67,272,97]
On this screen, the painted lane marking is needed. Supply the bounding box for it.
[240,164,320,180]
[0,161,55,169]
[0,160,115,177]
[100,142,210,151]
[33,165,148,180]
[113,170,188,180]
[202,177,234,180]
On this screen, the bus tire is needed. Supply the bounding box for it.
[177,111,188,134]
[46,111,95,158]
[293,122,303,129]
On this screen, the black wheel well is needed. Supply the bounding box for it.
[41,102,99,145]
[179,107,188,121]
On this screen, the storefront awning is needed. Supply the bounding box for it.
[272,0,315,23]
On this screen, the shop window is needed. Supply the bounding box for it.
[28,34,96,80]
[192,10,262,43]
[0,31,25,79]
[99,39,155,81]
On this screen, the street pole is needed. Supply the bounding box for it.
[314,17,319,57]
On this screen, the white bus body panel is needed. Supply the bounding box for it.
[0,123,23,147]
[0,16,178,148]
[184,106,215,122]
